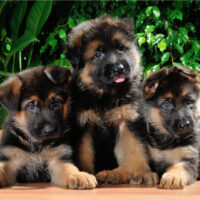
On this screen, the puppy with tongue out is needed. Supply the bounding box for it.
[66,15,157,186]
[113,64,126,83]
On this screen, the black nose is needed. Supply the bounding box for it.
[112,64,125,75]
[44,124,55,133]
[179,119,191,128]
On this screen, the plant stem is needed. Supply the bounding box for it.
[19,51,22,72]
[27,43,34,68]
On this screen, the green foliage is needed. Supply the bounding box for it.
[0,0,200,126]
[0,0,53,75]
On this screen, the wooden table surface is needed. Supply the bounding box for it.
[0,181,199,200]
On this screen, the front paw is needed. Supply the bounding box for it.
[65,172,97,189]
[130,171,159,186]
[160,172,187,189]
[96,167,129,185]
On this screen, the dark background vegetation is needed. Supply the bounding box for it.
[0,0,200,126]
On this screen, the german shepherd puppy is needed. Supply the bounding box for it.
[136,65,200,189]
[0,66,97,189]
[66,15,158,185]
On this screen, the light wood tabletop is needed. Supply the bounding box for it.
[0,181,199,200]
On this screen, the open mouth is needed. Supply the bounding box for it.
[114,76,126,83]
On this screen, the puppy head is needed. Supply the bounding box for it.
[66,15,141,94]
[143,65,200,136]
[0,66,71,142]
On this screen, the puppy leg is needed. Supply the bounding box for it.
[97,122,158,185]
[160,162,194,189]
[0,160,22,186]
[0,163,6,187]
[48,160,97,189]
[78,132,95,174]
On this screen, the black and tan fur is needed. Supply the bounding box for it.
[66,15,158,185]
[0,66,97,189]
[132,65,200,189]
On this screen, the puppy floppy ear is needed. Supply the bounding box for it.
[44,66,71,85]
[0,76,22,112]
[171,65,200,83]
[144,68,168,99]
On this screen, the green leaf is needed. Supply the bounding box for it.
[60,53,66,59]
[11,31,38,53]
[152,6,160,18]
[174,43,184,54]
[176,10,183,20]
[26,1,53,36]
[191,40,200,55]
[10,1,28,40]
[180,56,187,66]
[136,33,144,39]
[145,25,155,34]
[168,9,183,21]
[143,67,152,78]
[40,32,55,54]
[179,27,188,37]
[58,30,66,41]
[161,52,170,65]
[152,34,164,46]
[67,17,75,29]
[138,37,146,47]
[145,6,152,17]
[136,13,146,28]
[146,33,154,44]
[49,39,57,49]
[152,65,160,72]
[192,62,200,73]
[52,58,72,69]
[157,40,167,52]
[6,44,11,52]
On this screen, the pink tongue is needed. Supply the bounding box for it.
[115,77,125,83]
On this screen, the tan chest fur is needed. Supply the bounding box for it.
[78,104,138,127]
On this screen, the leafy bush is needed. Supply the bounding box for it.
[0,0,200,126]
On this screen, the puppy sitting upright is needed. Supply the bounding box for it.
[66,15,158,185]
[0,66,97,189]
[141,66,200,189]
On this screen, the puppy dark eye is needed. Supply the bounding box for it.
[161,100,174,111]
[94,51,104,60]
[50,98,62,111]
[117,45,125,51]
[95,51,102,58]
[25,101,40,114]
[185,99,194,105]
[94,46,104,60]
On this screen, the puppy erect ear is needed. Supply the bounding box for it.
[171,65,200,83]
[144,68,168,99]
[44,66,71,85]
[66,20,94,69]
[0,76,22,112]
